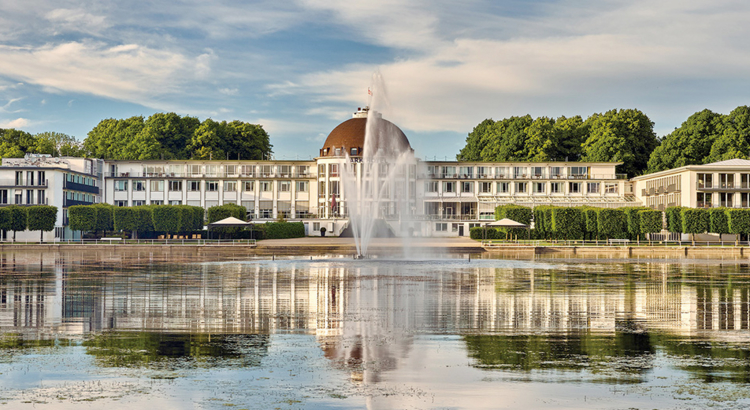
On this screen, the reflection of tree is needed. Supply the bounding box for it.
[84,332,269,369]
[464,332,654,376]
[657,335,750,383]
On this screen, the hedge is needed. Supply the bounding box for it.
[177,205,204,231]
[533,206,552,239]
[638,209,663,239]
[152,206,181,233]
[622,207,650,240]
[596,208,628,239]
[709,207,730,236]
[113,207,136,232]
[582,207,598,240]
[665,206,685,233]
[469,226,501,240]
[8,206,27,240]
[134,206,155,233]
[93,204,114,234]
[551,207,584,240]
[27,206,58,241]
[681,208,709,236]
[68,205,97,232]
[265,221,305,239]
[727,209,750,238]
[0,208,10,232]
[495,205,532,239]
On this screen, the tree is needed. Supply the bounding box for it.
[0,129,36,158]
[68,205,97,237]
[551,207,584,240]
[113,207,137,233]
[27,206,58,242]
[152,206,181,234]
[480,116,533,162]
[93,204,114,236]
[638,210,663,245]
[581,109,658,178]
[709,207,730,241]
[32,132,85,157]
[596,208,627,240]
[84,116,145,159]
[622,207,650,241]
[647,109,724,173]
[681,208,709,245]
[707,106,750,163]
[8,206,27,241]
[457,119,494,161]
[727,209,750,245]
[665,206,685,235]
[0,208,11,240]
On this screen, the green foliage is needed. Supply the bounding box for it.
[133,206,154,233]
[8,206,27,233]
[469,226,501,240]
[581,109,658,178]
[665,206,685,233]
[495,205,532,239]
[152,206,181,233]
[207,203,247,223]
[681,208,709,235]
[638,210,663,236]
[265,221,304,239]
[0,208,11,232]
[113,207,137,231]
[727,209,750,235]
[582,207,599,238]
[707,106,750,163]
[84,113,273,161]
[533,206,553,239]
[93,204,114,233]
[68,205,97,232]
[551,207,584,240]
[176,206,204,231]
[622,207,650,240]
[647,110,724,173]
[27,206,57,233]
[709,207,730,235]
[596,208,628,239]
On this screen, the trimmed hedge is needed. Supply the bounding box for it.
[495,205,532,239]
[551,207,584,240]
[113,207,136,232]
[134,206,155,233]
[93,203,114,233]
[533,206,552,239]
[665,206,685,233]
[265,221,305,239]
[582,207,598,240]
[177,205,204,231]
[27,206,58,241]
[152,206,181,233]
[727,209,750,237]
[638,209,663,237]
[681,208,709,235]
[9,206,27,240]
[596,208,628,239]
[69,205,97,232]
[469,226,501,240]
[622,207,650,240]
[709,207,730,236]
[0,208,10,232]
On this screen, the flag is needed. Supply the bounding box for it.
[368,88,372,96]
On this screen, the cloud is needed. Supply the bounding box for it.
[219,87,239,96]
[0,118,29,128]
[45,8,109,36]
[1,97,24,113]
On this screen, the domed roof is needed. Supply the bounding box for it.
[319,108,411,157]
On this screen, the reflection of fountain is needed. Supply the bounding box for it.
[341,72,416,258]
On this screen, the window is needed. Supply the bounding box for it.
[190,164,202,176]
[115,180,128,191]
[260,181,272,192]
[226,165,237,176]
[132,200,145,206]
[425,181,439,193]
[169,200,182,205]
[452,223,460,232]
[15,171,22,185]
[151,200,163,205]
[115,200,127,207]
[278,165,291,176]
[296,165,309,176]
[435,223,448,232]
[224,181,237,192]
[279,181,291,192]
[259,201,273,218]
[243,181,255,192]
[480,182,492,193]
[459,166,473,178]
[350,147,358,156]
[295,181,308,192]
[329,180,339,195]
[697,192,712,208]
[37,190,45,204]
[334,148,341,156]
[533,182,545,193]
[206,181,219,192]
[261,165,273,177]
[477,167,487,178]
[531,167,545,178]
[605,183,618,194]
[150,180,164,192]
[169,180,182,191]
[569,182,581,193]
[587,182,600,194]
[313,222,320,231]
[515,182,527,193]
[697,173,713,189]
[568,166,587,178]
[188,180,201,191]
[497,182,509,193]
[461,181,473,193]
[550,182,562,194]
[205,165,217,176]
[514,167,527,178]
[241,165,254,176]
[133,180,145,191]
[494,167,508,178]
[443,181,455,193]
[550,167,563,178]
[442,166,456,178]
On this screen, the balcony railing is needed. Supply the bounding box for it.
[0,179,48,187]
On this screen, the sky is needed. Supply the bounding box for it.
[1,0,750,160]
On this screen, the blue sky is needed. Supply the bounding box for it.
[2,0,750,160]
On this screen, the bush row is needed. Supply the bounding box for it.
[0,205,58,240]
[69,204,205,236]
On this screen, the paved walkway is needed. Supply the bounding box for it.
[255,236,484,252]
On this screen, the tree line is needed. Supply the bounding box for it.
[0,112,273,161]
[0,205,58,241]
[458,105,750,177]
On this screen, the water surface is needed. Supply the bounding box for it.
[0,250,749,409]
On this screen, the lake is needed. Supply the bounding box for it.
[0,249,749,409]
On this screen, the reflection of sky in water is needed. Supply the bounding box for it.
[0,250,749,408]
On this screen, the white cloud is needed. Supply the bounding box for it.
[219,87,239,96]
[45,8,109,36]
[0,118,29,128]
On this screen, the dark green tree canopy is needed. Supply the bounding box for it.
[647,109,724,173]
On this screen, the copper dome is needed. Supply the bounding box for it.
[319,114,411,158]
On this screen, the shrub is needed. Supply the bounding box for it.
[152,206,181,233]
[93,204,114,234]
[469,226,501,240]
[551,207,584,240]
[8,206,27,240]
[0,207,10,234]
[727,209,750,240]
[596,208,628,239]
[582,207,598,240]
[265,221,305,239]
[68,205,96,233]
[113,207,136,232]
[533,206,553,240]
[134,206,154,233]
[27,206,58,241]
[638,209,663,241]
[665,206,685,233]
[622,207,650,240]
[682,208,709,241]
[709,207,730,236]
[495,205,532,239]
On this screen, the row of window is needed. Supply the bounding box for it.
[65,173,97,186]
[424,181,619,194]
[115,180,309,193]
[128,164,310,178]
[0,189,45,205]
[426,165,589,178]
[65,191,96,203]
[15,171,46,186]
[697,173,750,189]
[318,163,418,178]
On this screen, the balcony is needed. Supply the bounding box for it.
[64,180,100,194]
[0,179,48,188]
[1,198,49,206]
[63,198,95,207]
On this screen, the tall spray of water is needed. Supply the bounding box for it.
[341,72,416,257]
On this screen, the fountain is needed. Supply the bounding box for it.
[341,72,417,258]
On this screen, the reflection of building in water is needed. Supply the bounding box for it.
[0,260,748,342]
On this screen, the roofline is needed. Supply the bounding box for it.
[631,163,750,181]
[421,161,624,166]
